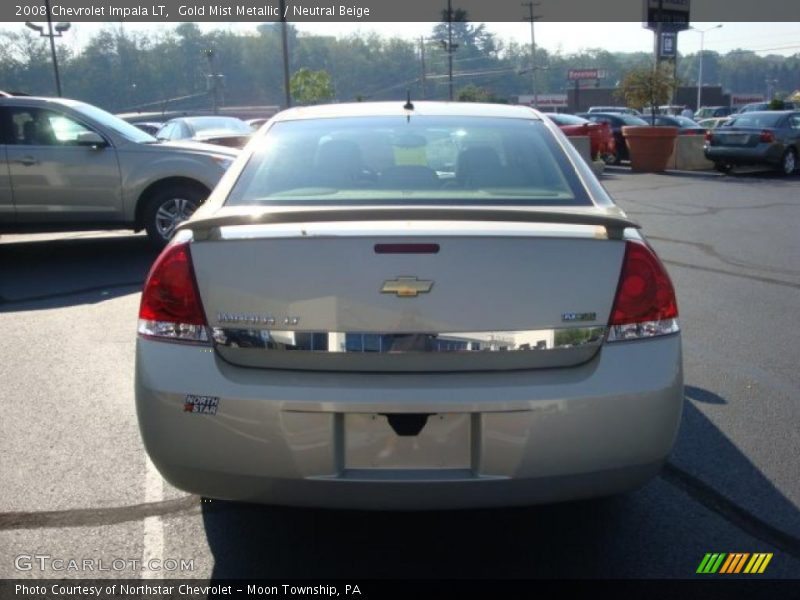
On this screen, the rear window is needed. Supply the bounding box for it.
[224,116,591,207]
[728,113,784,128]
[620,115,649,126]
[674,116,700,127]
[185,117,250,134]
[547,114,589,126]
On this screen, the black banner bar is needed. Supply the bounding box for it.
[1,579,798,600]
[2,0,800,22]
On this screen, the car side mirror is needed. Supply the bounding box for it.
[76,131,108,148]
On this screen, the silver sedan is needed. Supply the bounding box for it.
[135,101,683,509]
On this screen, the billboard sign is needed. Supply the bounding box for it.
[660,31,677,58]
[643,0,690,32]
[518,94,568,108]
[731,94,765,107]
[567,69,608,81]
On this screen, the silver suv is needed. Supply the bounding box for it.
[0,96,238,246]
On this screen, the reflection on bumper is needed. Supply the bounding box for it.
[211,326,606,352]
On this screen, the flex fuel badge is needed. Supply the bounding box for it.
[183,395,219,415]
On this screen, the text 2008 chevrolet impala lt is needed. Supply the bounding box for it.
[135,101,682,509]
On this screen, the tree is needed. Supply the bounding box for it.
[290,68,334,105]
[457,84,498,103]
[616,63,679,124]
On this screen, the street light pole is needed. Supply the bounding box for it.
[44,0,62,97]
[522,1,541,109]
[279,0,291,108]
[691,24,723,111]
[25,0,69,97]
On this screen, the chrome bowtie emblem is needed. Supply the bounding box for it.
[381,276,434,298]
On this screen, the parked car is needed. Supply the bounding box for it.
[156,116,252,148]
[697,117,731,129]
[136,101,683,509]
[695,106,733,119]
[735,101,797,114]
[246,117,270,130]
[641,104,686,119]
[649,115,707,135]
[704,110,800,175]
[578,112,649,163]
[587,106,641,115]
[0,96,238,246]
[544,113,615,162]
[132,121,163,136]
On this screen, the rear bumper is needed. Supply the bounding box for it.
[704,144,783,166]
[135,334,683,509]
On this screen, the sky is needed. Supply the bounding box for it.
[3,21,799,57]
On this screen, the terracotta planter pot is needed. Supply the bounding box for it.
[622,126,678,172]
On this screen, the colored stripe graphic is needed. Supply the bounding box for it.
[732,553,750,573]
[722,553,740,574]
[697,553,727,573]
[758,554,773,573]
[701,552,774,575]
[719,554,735,574]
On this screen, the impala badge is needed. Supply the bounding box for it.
[381,277,434,298]
[562,312,597,322]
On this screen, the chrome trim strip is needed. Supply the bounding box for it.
[211,326,606,353]
[216,221,608,241]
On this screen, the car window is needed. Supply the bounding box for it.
[547,114,589,126]
[674,116,700,127]
[729,113,784,128]
[157,122,177,140]
[5,107,95,146]
[226,116,591,207]
[620,115,648,126]
[184,117,251,134]
[788,115,800,130]
[70,102,156,143]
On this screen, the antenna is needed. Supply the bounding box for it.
[404,90,414,111]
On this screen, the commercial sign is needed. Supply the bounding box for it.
[518,94,568,108]
[660,31,677,58]
[643,0,690,32]
[730,94,765,107]
[567,69,608,81]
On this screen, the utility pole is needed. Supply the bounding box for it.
[521,1,541,109]
[420,36,427,100]
[279,0,291,108]
[442,0,457,101]
[438,1,458,101]
[25,0,69,97]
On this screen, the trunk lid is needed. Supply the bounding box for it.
[186,211,633,372]
[711,127,767,148]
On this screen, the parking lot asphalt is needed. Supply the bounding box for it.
[1,170,799,580]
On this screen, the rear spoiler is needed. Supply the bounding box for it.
[180,206,639,241]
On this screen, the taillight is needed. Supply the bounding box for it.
[607,240,679,342]
[704,130,713,142]
[759,130,775,143]
[138,241,209,344]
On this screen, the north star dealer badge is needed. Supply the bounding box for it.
[183,395,219,415]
